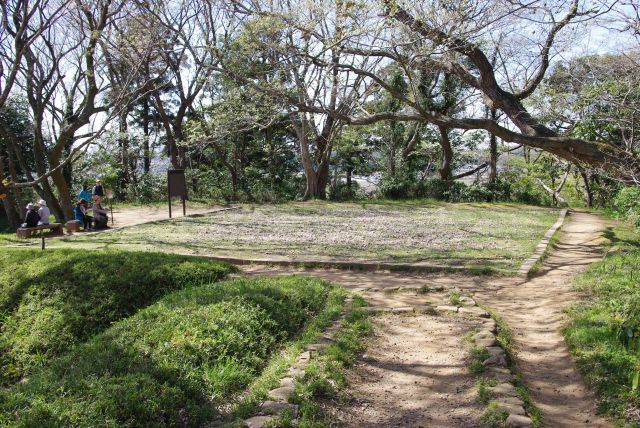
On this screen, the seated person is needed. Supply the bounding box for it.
[22,203,40,228]
[81,199,93,230]
[37,199,50,225]
[73,200,86,230]
[92,196,109,230]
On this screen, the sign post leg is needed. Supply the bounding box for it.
[182,197,186,216]
[168,197,172,219]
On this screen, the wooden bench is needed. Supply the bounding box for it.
[16,223,64,238]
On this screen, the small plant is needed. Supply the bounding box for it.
[418,285,432,294]
[477,378,498,404]
[469,347,491,375]
[291,305,372,427]
[449,290,462,306]
[480,401,509,427]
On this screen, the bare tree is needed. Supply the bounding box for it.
[228,0,639,184]
[135,0,220,170]
[2,1,157,221]
[218,0,381,198]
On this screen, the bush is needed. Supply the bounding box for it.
[125,173,167,204]
[379,178,517,203]
[613,186,640,227]
[378,175,414,199]
[0,276,332,427]
[0,249,235,383]
[329,182,360,201]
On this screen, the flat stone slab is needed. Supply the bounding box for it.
[486,347,506,357]
[483,354,507,367]
[472,330,495,340]
[435,305,459,313]
[268,386,295,402]
[495,402,526,416]
[279,377,295,387]
[244,416,275,428]
[297,351,311,361]
[286,367,304,377]
[391,306,414,314]
[260,401,299,417]
[459,296,476,306]
[458,306,490,318]
[414,305,435,314]
[495,395,525,406]
[482,321,498,334]
[485,366,512,382]
[306,343,329,352]
[506,414,532,427]
[476,337,498,348]
[491,382,519,397]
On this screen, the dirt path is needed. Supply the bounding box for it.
[467,211,611,427]
[329,314,483,428]
[106,205,227,228]
[242,211,612,426]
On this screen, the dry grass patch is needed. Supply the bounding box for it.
[50,201,559,272]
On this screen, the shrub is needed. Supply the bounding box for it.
[0,276,332,427]
[0,249,235,383]
[125,173,167,203]
[378,175,414,199]
[613,186,640,227]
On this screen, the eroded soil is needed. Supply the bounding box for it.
[327,313,483,428]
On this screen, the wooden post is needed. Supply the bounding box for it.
[41,229,45,250]
[106,189,114,226]
[182,196,186,216]
[168,171,172,218]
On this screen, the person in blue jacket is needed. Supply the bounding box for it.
[78,183,91,203]
[73,199,86,229]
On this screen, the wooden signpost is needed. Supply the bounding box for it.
[105,189,114,225]
[168,169,188,218]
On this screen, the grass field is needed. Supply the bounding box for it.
[564,222,640,426]
[48,201,560,273]
[0,248,345,426]
[0,249,235,384]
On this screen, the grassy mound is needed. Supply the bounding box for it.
[0,276,334,427]
[564,223,640,424]
[0,249,235,384]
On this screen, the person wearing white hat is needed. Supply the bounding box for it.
[37,199,50,225]
[22,203,40,228]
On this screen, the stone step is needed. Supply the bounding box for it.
[244,415,275,428]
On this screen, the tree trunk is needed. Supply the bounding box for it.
[0,153,21,230]
[346,167,352,189]
[143,97,151,173]
[7,150,22,202]
[49,165,73,221]
[489,109,498,183]
[33,134,66,221]
[579,167,593,208]
[47,140,74,221]
[119,110,130,191]
[302,165,330,200]
[230,168,238,201]
[438,126,453,180]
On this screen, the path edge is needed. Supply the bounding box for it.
[517,208,568,277]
